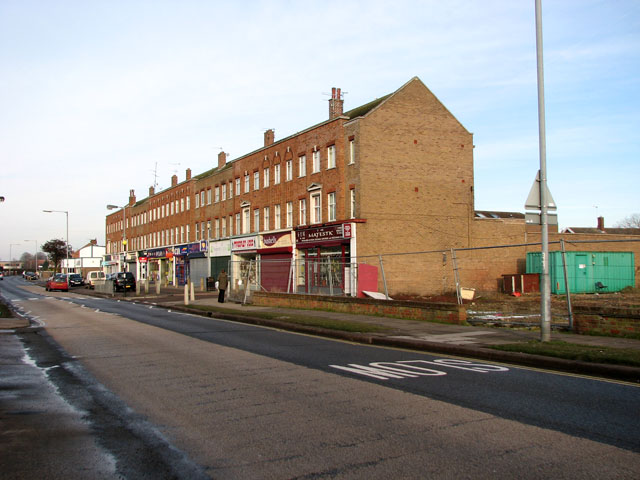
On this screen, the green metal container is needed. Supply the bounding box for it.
[526,251,635,294]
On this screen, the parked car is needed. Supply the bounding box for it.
[24,271,38,280]
[85,271,106,289]
[46,273,69,292]
[68,273,84,287]
[0,272,4,280]
[112,272,136,292]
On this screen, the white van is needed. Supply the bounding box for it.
[85,271,106,289]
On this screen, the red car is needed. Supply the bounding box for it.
[46,274,69,292]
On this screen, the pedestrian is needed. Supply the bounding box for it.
[217,269,228,303]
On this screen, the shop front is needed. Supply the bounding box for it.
[145,247,172,285]
[295,223,354,295]
[174,240,208,286]
[258,231,293,293]
[230,235,258,299]
[209,239,231,285]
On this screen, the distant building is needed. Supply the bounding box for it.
[62,239,106,277]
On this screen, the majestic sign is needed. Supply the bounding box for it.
[296,224,352,244]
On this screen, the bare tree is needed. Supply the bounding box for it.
[615,213,640,228]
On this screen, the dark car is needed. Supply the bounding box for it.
[24,271,38,280]
[113,272,136,292]
[46,273,69,292]
[68,273,84,287]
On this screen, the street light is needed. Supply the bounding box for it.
[107,204,127,272]
[24,240,38,274]
[43,209,69,273]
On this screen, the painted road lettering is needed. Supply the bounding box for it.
[329,359,509,380]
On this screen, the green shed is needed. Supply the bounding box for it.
[526,251,635,294]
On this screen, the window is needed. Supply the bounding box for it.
[235,213,241,235]
[311,192,321,224]
[222,183,226,201]
[195,194,199,209]
[254,171,259,190]
[186,196,190,210]
[286,201,293,228]
[327,145,336,169]
[242,208,250,234]
[229,180,233,199]
[207,221,211,239]
[214,186,219,203]
[195,223,200,241]
[235,178,241,196]
[222,217,227,237]
[244,174,250,193]
[274,164,281,184]
[170,202,174,216]
[200,191,205,206]
[180,226,184,243]
[286,160,292,181]
[253,208,259,232]
[264,167,270,188]
[264,206,270,231]
[312,150,320,173]
[161,205,165,217]
[349,139,355,164]
[298,155,306,177]
[207,188,212,205]
[350,188,356,219]
[328,192,336,221]
[274,204,281,229]
[186,225,190,242]
[201,222,205,240]
[228,216,233,236]
[299,199,306,225]
[214,219,219,238]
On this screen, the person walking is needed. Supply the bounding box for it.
[217,269,228,303]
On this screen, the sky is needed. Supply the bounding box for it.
[1,0,639,261]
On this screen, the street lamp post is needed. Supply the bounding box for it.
[43,209,69,273]
[107,204,127,272]
[24,240,38,273]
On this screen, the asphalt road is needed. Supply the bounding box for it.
[2,277,640,479]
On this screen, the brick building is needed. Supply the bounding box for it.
[105,77,640,297]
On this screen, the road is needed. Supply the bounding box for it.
[2,276,639,479]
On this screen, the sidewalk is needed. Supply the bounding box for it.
[3,284,640,382]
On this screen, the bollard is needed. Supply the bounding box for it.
[144,278,149,294]
[184,283,189,305]
[200,277,205,292]
[156,280,161,295]
[190,281,195,302]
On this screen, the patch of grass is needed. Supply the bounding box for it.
[185,305,388,333]
[0,299,14,318]
[490,340,640,367]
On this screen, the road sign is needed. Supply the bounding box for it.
[525,212,558,225]
[525,170,557,211]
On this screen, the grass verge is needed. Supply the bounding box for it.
[490,340,640,367]
[184,304,388,334]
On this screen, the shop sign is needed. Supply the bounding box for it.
[210,239,231,257]
[138,257,148,263]
[174,242,204,256]
[147,248,168,259]
[262,232,291,248]
[232,236,257,251]
[296,224,351,243]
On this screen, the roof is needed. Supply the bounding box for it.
[343,94,392,120]
[562,227,640,235]
[475,211,525,220]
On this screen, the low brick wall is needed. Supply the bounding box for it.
[251,292,467,325]
[573,306,640,337]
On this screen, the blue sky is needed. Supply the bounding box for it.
[1,0,639,260]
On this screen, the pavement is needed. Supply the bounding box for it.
[2,284,640,382]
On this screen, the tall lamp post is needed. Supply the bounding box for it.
[107,204,127,272]
[43,209,69,273]
[24,239,38,274]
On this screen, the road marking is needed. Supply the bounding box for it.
[330,358,509,380]
[391,331,493,345]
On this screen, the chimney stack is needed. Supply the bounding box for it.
[218,151,227,169]
[264,129,275,146]
[329,87,344,119]
[597,216,605,231]
[171,174,178,187]
[186,168,192,181]
[128,189,136,205]
[149,186,155,196]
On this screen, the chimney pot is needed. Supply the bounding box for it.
[597,216,605,231]
[329,87,344,119]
